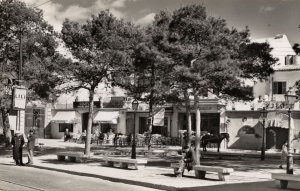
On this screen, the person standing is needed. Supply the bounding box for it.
[27,129,36,165]
[11,131,25,166]
[64,128,71,142]
[279,141,288,169]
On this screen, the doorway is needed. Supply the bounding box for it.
[82,113,89,132]
[266,127,288,149]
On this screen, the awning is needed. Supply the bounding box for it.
[93,111,119,124]
[153,108,165,126]
[51,111,81,123]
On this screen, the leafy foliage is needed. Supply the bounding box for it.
[61,10,142,155]
[0,0,64,145]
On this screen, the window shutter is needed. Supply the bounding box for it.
[282,82,287,94]
[273,82,278,94]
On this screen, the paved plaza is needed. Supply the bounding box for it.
[1,139,300,190]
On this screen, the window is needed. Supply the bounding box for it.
[273,82,286,94]
[59,124,73,132]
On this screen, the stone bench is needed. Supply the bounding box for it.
[201,152,244,160]
[171,163,234,181]
[103,157,147,170]
[272,173,300,189]
[57,152,89,163]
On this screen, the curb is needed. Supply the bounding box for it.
[29,164,181,191]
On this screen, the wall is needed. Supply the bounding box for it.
[226,111,263,150]
[226,110,300,151]
[272,70,300,101]
[253,70,300,102]
[253,78,270,100]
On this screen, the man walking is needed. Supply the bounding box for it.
[27,129,36,165]
[11,131,25,166]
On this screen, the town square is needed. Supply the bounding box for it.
[1,0,300,190]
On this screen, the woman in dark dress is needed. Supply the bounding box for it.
[11,131,25,166]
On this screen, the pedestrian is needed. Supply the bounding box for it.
[279,141,288,169]
[181,131,188,150]
[64,128,71,142]
[176,144,196,177]
[11,131,25,166]
[98,131,105,145]
[27,129,36,165]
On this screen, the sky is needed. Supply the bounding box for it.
[23,0,300,44]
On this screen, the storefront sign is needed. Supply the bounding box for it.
[12,87,27,110]
[153,108,165,126]
[73,101,101,108]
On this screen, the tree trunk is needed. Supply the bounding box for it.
[148,64,155,133]
[1,107,12,147]
[84,89,94,156]
[194,95,201,165]
[184,90,192,147]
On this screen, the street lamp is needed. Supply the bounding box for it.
[260,107,267,161]
[284,91,298,174]
[131,99,139,159]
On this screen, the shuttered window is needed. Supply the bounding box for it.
[273,82,286,94]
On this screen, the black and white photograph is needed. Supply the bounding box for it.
[1,0,300,190]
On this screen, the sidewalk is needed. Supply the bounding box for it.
[1,139,299,191]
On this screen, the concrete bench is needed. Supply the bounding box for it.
[201,152,244,160]
[272,173,300,189]
[57,152,89,163]
[103,157,147,170]
[171,163,234,181]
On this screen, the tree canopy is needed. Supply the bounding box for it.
[61,10,143,155]
[0,0,66,145]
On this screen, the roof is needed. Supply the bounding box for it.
[273,64,300,71]
[252,34,296,67]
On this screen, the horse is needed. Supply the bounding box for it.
[201,133,230,152]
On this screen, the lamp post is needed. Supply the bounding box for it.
[260,107,267,161]
[131,99,139,159]
[284,91,298,174]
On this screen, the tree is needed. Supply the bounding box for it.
[61,10,142,156]
[113,21,174,141]
[0,0,64,146]
[293,43,300,55]
[153,4,277,165]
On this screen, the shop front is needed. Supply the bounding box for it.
[51,110,81,139]
[126,107,172,137]
[93,110,126,134]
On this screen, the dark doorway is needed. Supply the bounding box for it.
[25,107,45,138]
[178,113,220,134]
[82,113,89,132]
[266,127,288,149]
[139,117,147,134]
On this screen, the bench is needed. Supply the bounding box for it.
[201,152,244,160]
[170,163,234,181]
[272,173,300,189]
[57,152,89,163]
[103,157,147,170]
